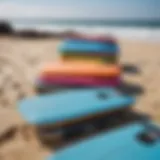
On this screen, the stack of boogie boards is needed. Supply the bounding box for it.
[18,34,160,159]
[18,88,135,145]
[59,35,119,64]
[35,34,120,92]
[36,62,121,92]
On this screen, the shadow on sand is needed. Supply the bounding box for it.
[122,63,141,75]
[40,109,150,150]
[118,82,144,96]
[36,81,144,97]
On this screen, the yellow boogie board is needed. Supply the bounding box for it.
[62,54,118,64]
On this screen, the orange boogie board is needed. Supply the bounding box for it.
[40,62,121,77]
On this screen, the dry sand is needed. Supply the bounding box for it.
[0,36,160,159]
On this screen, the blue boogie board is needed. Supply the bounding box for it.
[18,88,135,145]
[59,40,119,55]
[18,88,134,126]
[48,122,160,160]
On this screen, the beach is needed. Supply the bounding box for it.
[0,36,160,159]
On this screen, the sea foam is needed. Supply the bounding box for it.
[13,23,160,42]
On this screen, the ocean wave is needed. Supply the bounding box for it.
[12,23,160,41]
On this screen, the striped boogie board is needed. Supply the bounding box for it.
[18,88,134,145]
[59,40,119,64]
[36,62,121,92]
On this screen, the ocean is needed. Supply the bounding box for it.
[11,19,160,41]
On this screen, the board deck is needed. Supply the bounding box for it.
[18,88,134,126]
[48,123,160,160]
[59,40,119,54]
[40,62,121,77]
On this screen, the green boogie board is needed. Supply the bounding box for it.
[62,53,118,64]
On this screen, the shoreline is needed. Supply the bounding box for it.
[1,20,160,42]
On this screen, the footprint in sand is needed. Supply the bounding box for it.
[0,54,34,108]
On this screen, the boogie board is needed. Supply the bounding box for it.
[18,88,134,144]
[62,54,117,64]
[40,62,121,77]
[36,76,120,87]
[59,40,119,55]
[67,33,117,44]
[18,88,134,125]
[48,122,160,160]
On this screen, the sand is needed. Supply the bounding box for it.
[119,39,160,121]
[0,36,160,159]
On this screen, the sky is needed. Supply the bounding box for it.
[0,0,160,19]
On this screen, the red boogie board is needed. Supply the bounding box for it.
[67,33,117,44]
[38,75,121,87]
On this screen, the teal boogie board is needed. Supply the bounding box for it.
[48,122,160,160]
[18,88,134,125]
[59,40,119,55]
